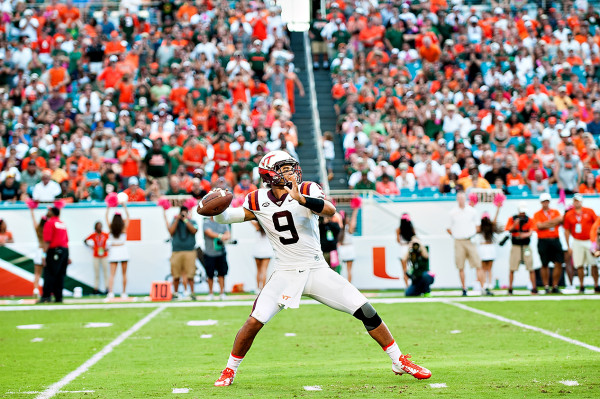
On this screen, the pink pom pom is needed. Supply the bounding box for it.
[558,189,566,206]
[350,196,362,209]
[53,199,66,209]
[184,197,197,210]
[493,192,506,207]
[26,198,39,209]
[106,192,119,208]
[157,198,171,210]
[468,192,479,206]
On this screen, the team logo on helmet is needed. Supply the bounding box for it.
[258,151,302,187]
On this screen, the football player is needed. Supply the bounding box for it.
[202,151,431,386]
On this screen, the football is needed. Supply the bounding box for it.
[197,190,233,216]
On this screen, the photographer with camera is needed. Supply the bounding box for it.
[403,237,433,297]
[203,216,231,301]
[504,202,537,295]
[164,206,199,300]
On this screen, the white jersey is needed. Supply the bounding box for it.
[244,181,326,270]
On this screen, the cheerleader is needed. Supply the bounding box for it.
[337,209,358,282]
[478,204,501,296]
[29,209,47,298]
[251,220,273,293]
[396,213,416,288]
[105,203,130,299]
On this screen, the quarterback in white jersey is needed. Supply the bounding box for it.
[243,180,326,270]
[206,151,431,387]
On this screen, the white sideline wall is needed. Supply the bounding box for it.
[0,197,598,295]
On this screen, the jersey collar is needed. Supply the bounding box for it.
[267,190,288,207]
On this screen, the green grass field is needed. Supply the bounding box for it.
[1,298,599,398]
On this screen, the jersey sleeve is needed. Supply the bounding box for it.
[244,190,260,212]
[301,182,325,199]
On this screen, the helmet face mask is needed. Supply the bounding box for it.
[258,151,302,187]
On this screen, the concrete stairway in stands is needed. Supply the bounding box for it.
[289,32,347,190]
[289,31,322,185]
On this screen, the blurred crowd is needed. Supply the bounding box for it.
[0,0,305,204]
[314,0,600,196]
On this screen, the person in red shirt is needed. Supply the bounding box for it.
[563,194,598,293]
[84,221,109,294]
[40,206,69,303]
[532,193,564,293]
[123,177,146,202]
[505,203,538,295]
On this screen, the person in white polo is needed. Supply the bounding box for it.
[447,191,485,296]
[32,170,61,202]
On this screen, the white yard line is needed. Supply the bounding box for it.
[6,391,94,395]
[2,294,600,312]
[34,305,166,399]
[448,302,600,353]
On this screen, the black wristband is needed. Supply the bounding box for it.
[301,196,325,213]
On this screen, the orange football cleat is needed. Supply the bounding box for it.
[214,367,236,387]
[392,354,432,380]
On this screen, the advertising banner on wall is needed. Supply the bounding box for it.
[0,195,597,296]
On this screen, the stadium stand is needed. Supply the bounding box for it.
[0,0,304,204]
[313,0,600,198]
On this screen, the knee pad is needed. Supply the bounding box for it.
[353,302,382,331]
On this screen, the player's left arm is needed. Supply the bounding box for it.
[285,179,335,217]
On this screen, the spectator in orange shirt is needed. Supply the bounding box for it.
[211,161,236,188]
[579,172,597,194]
[212,136,234,164]
[170,76,189,115]
[358,17,385,49]
[506,165,526,186]
[46,58,70,95]
[117,74,135,105]
[233,174,257,199]
[123,177,146,202]
[182,137,208,173]
[104,31,126,56]
[97,55,124,89]
[117,137,141,183]
[177,0,197,22]
[418,37,441,63]
[59,0,80,27]
[21,147,47,170]
[66,148,91,175]
[518,146,538,171]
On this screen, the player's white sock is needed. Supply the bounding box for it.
[383,340,402,364]
[226,353,244,371]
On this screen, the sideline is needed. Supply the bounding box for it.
[34,306,166,399]
[448,301,600,353]
[1,294,600,312]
